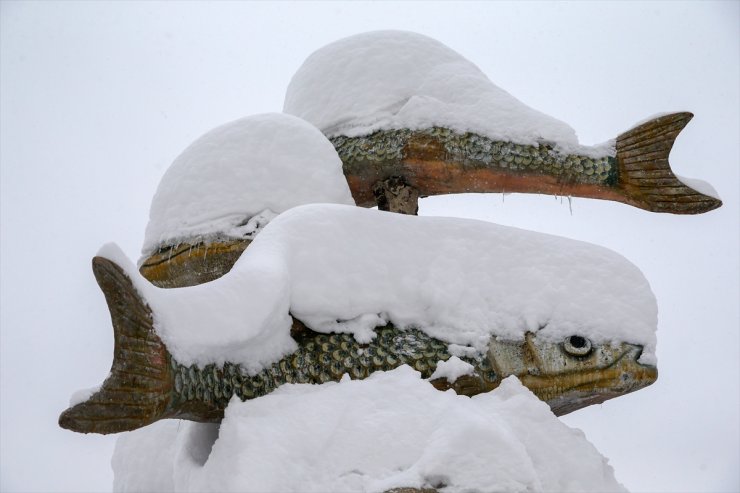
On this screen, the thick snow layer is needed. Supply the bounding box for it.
[112,370,626,493]
[142,113,355,256]
[100,203,657,371]
[284,31,610,157]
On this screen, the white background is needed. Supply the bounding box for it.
[1,2,737,491]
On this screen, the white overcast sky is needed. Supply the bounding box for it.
[1,2,738,492]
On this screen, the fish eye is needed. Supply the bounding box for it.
[563,335,592,356]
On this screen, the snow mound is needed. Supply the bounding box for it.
[142,113,355,256]
[430,356,475,383]
[284,31,603,156]
[101,203,657,371]
[112,369,626,493]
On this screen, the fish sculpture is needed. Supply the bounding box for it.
[284,31,721,215]
[333,112,722,215]
[59,257,656,434]
[60,205,658,434]
[138,113,721,287]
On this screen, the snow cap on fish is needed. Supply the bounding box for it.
[142,113,355,257]
[284,30,583,152]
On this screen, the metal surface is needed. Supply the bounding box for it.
[334,113,721,214]
[59,256,656,434]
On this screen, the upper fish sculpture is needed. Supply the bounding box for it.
[60,205,658,434]
[284,31,722,214]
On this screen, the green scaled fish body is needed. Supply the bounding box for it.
[168,327,456,423]
[59,256,656,434]
[336,113,722,215]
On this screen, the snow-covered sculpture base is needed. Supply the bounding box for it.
[113,368,626,493]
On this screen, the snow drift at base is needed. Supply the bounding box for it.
[113,369,626,493]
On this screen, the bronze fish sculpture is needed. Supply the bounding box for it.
[59,256,656,434]
[334,112,721,215]
[60,205,658,435]
[284,32,720,215]
[137,113,721,287]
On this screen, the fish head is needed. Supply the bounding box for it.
[487,332,657,415]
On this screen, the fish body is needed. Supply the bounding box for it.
[285,31,720,215]
[59,255,656,434]
[335,113,721,214]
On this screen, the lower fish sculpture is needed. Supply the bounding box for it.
[335,112,722,215]
[59,257,656,434]
[59,206,658,435]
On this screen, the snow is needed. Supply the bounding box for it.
[68,385,100,407]
[677,175,721,200]
[142,113,355,257]
[100,203,658,371]
[112,369,626,493]
[112,418,179,493]
[626,111,676,130]
[429,355,475,383]
[284,30,612,158]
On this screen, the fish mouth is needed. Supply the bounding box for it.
[487,334,658,416]
[518,347,658,416]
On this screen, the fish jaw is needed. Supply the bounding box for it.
[520,349,658,416]
[487,333,658,416]
[536,357,658,416]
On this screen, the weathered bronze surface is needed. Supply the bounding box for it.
[372,176,420,215]
[58,255,657,434]
[139,239,251,288]
[333,113,721,214]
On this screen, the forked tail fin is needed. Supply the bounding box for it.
[58,257,173,434]
[615,112,722,214]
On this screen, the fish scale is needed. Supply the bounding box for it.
[332,114,719,214]
[332,127,617,186]
[168,327,487,411]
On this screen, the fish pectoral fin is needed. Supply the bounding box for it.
[615,112,722,214]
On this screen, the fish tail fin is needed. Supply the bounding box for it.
[615,112,722,214]
[58,256,173,434]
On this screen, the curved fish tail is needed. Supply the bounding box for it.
[59,257,173,434]
[615,112,722,214]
